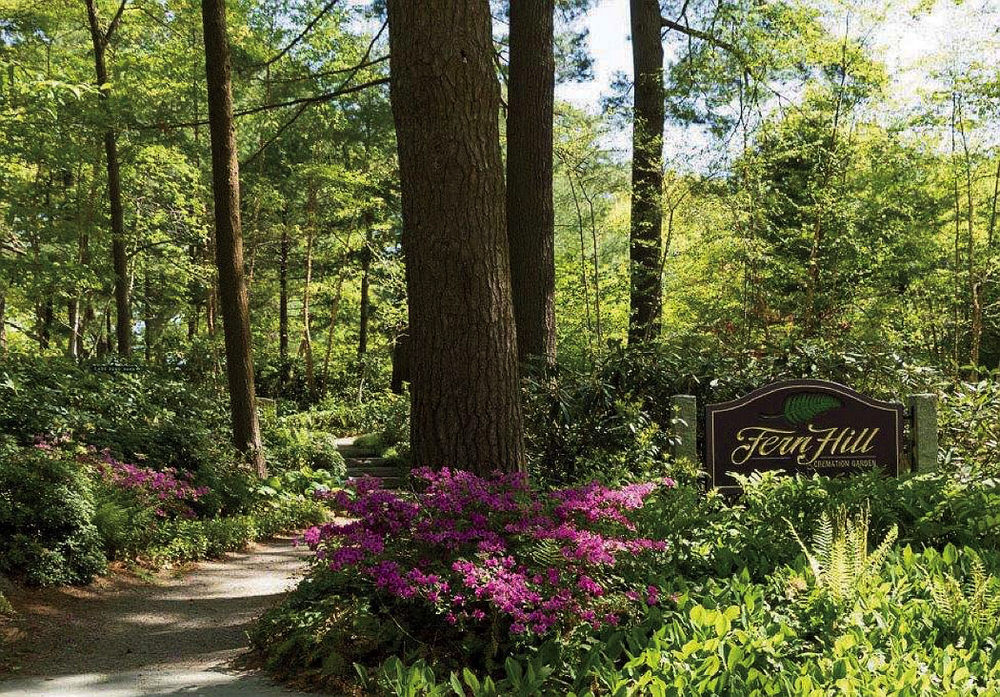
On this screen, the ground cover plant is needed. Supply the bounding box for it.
[0,360,336,584]
[253,467,1000,696]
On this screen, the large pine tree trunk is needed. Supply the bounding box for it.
[387,0,525,473]
[85,0,131,356]
[202,0,265,476]
[506,0,556,365]
[627,0,664,344]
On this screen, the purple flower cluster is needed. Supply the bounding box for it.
[92,449,209,518]
[301,468,673,636]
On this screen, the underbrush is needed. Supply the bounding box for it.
[0,357,342,586]
[0,438,330,585]
[252,468,1000,695]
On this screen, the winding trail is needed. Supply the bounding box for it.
[0,538,313,697]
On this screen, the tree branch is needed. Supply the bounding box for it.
[242,102,310,168]
[660,15,746,64]
[250,0,341,73]
[140,76,389,130]
[253,54,389,85]
[104,0,128,44]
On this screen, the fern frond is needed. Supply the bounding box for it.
[785,516,824,585]
[865,524,897,578]
[786,502,896,604]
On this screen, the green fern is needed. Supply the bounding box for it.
[786,504,897,602]
[527,538,564,569]
[781,393,842,425]
[927,551,1000,634]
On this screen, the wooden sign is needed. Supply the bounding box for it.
[706,380,904,492]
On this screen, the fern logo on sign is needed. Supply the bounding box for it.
[706,380,904,492]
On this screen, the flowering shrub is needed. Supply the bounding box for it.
[90,448,210,518]
[302,468,672,637]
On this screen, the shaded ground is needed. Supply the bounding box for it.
[0,538,313,696]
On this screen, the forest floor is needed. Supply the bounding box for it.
[0,537,313,697]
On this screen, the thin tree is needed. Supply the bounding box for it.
[506,0,556,365]
[84,0,131,355]
[201,0,266,476]
[628,0,664,344]
[386,0,525,473]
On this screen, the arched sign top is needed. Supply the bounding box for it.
[705,379,904,492]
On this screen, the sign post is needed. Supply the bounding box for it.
[670,394,698,463]
[705,380,904,493]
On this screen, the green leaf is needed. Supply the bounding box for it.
[781,393,842,425]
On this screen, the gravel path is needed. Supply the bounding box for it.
[0,538,314,696]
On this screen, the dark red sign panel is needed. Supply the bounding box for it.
[706,380,904,492]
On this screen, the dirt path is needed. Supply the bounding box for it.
[0,537,314,696]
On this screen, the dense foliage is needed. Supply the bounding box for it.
[0,361,333,584]
[254,469,1000,696]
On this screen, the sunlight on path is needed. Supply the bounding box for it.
[0,539,313,697]
[0,669,302,696]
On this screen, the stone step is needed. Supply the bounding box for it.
[338,445,381,459]
[347,466,402,478]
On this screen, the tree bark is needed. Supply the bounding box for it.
[301,190,316,395]
[68,300,79,359]
[358,228,371,362]
[506,0,556,365]
[202,0,265,476]
[278,221,289,382]
[0,292,6,356]
[386,0,525,473]
[627,0,664,344]
[85,0,131,356]
[321,272,344,386]
[390,330,410,395]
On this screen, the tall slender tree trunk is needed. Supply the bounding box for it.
[205,232,217,336]
[187,243,201,340]
[321,273,345,386]
[358,227,371,362]
[951,93,962,367]
[386,0,525,473]
[390,330,410,395]
[202,0,265,476]
[38,297,53,351]
[68,301,79,359]
[85,0,131,356]
[278,222,289,383]
[506,0,556,365]
[628,0,664,344]
[988,155,1000,249]
[144,273,154,361]
[301,191,316,395]
[0,291,6,356]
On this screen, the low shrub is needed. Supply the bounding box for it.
[938,376,1000,475]
[254,467,1000,695]
[0,357,229,472]
[348,542,1000,695]
[265,424,347,480]
[0,591,12,616]
[253,470,672,687]
[143,497,327,567]
[0,445,106,586]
